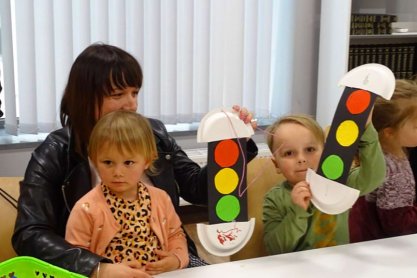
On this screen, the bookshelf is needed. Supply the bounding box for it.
[349,0,417,78]
[350,34,417,45]
[348,36,417,79]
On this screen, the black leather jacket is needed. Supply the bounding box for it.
[12,118,258,276]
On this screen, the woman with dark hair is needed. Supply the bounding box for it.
[12,43,258,277]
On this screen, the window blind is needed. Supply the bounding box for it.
[0,0,293,135]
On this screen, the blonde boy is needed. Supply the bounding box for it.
[263,114,385,254]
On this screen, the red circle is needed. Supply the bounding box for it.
[346,89,371,115]
[214,139,239,167]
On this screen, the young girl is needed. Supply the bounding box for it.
[65,110,189,276]
[262,114,385,254]
[349,79,417,242]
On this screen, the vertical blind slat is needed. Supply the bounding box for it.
[90,0,108,44]
[160,0,177,124]
[34,0,56,133]
[270,0,295,119]
[0,0,18,135]
[53,0,73,122]
[209,0,225,109]
[109,0,125,48]
[222,0,244,107]
[143,0,161,119]
[255,0,273,119]
[72,0,90,57]
[243,0,258,110]
[125,0,144,113]
[177,0,193,123]
[15,0,37,134]
[192,0,210,121]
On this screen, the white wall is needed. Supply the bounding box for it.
[291,0,321,116]
[352,0,417,21]
[0,147,32,176]
[316,0,352,127]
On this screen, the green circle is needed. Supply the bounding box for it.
[216,195,240,222]
[321,155,344,180]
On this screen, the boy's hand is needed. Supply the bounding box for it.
[145,249,181,275]
[291,181,311,211]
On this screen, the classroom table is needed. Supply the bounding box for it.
[157,233,417,278]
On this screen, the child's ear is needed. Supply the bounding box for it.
[270,156,282,174]
[381,127,394,138]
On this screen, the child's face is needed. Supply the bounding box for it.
[94,145,149,201]
[271,122,323,186]
[394,115,417,148]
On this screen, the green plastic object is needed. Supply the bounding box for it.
[0,256,87,278]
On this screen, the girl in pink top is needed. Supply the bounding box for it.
[66,110,188,277]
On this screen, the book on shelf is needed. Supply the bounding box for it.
[348,44,416,78]
[351,13,397,23]
[350,13,397,35]
[350,22,392,35]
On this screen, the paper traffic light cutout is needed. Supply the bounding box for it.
[196,108,255,256]
[307,63,395,215]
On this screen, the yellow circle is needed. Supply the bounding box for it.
[336,120,359,147]
[214,168,239,194]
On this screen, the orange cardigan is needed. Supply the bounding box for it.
[65,183,189,268]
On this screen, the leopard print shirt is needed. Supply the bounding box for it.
[102,182,161,265]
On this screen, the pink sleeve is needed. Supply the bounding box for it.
[163,194,189,268]
[65,202,94,250]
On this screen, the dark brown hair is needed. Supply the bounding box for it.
[60,43,143,156]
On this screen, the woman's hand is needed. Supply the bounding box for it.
[232,105,257,130]
[91,262,151,278]
[145,249,181,275]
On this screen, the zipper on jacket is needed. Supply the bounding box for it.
[61,183,71,213]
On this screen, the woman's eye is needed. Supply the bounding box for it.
[111,92,123,98]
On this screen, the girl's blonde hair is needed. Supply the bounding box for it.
[88,110,158,174]
[266,114,325,153]
[373,79,417,133]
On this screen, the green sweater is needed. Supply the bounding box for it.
[263,124,386,255]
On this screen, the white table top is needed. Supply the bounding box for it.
[157,234,417,278]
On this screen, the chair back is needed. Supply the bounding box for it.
[230,158,284,261]
[0,177,21,262]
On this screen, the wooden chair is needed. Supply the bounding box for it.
[0,177,22,262]
[230,157,284,261]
